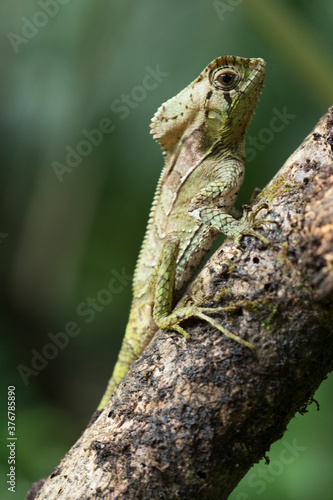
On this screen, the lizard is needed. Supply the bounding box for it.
[98,55,269,410]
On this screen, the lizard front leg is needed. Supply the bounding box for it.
[188,168,275,248]
[152,234,254,350]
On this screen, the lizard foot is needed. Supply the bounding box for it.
[161,304,255,352]
[195,308,255,352]
[232,203,279,248]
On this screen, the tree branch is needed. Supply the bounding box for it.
[30,109,333,500]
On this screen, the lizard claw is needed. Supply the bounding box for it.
[233,204,279,248]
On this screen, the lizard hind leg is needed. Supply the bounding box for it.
[152,235,255,351]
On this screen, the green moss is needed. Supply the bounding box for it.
[262,175,300,204]
[242,300,279,330]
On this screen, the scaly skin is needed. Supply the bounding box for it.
[98,56,267,410]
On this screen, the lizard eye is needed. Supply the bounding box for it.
[218,72,235,85]
[213,70,239,90]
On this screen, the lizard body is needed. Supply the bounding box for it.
[98,56,267,410]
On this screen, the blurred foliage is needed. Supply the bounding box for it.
[1,0,332,498]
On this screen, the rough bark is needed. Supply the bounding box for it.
[30,109,333,500]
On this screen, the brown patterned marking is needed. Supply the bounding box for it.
[223,91,233,113]
[206,90,213,100]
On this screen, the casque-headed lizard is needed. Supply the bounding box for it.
[98,56,268,409]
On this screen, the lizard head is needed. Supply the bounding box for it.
[150,56,266,160]
[205,56,266,156]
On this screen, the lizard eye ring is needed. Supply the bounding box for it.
[212,69,240,90]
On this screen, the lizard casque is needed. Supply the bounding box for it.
[98,55,268,410]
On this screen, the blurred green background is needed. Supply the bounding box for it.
[1,1,332,498]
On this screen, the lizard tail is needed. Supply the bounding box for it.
[97,337,136,410]
[97,301,156,410]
